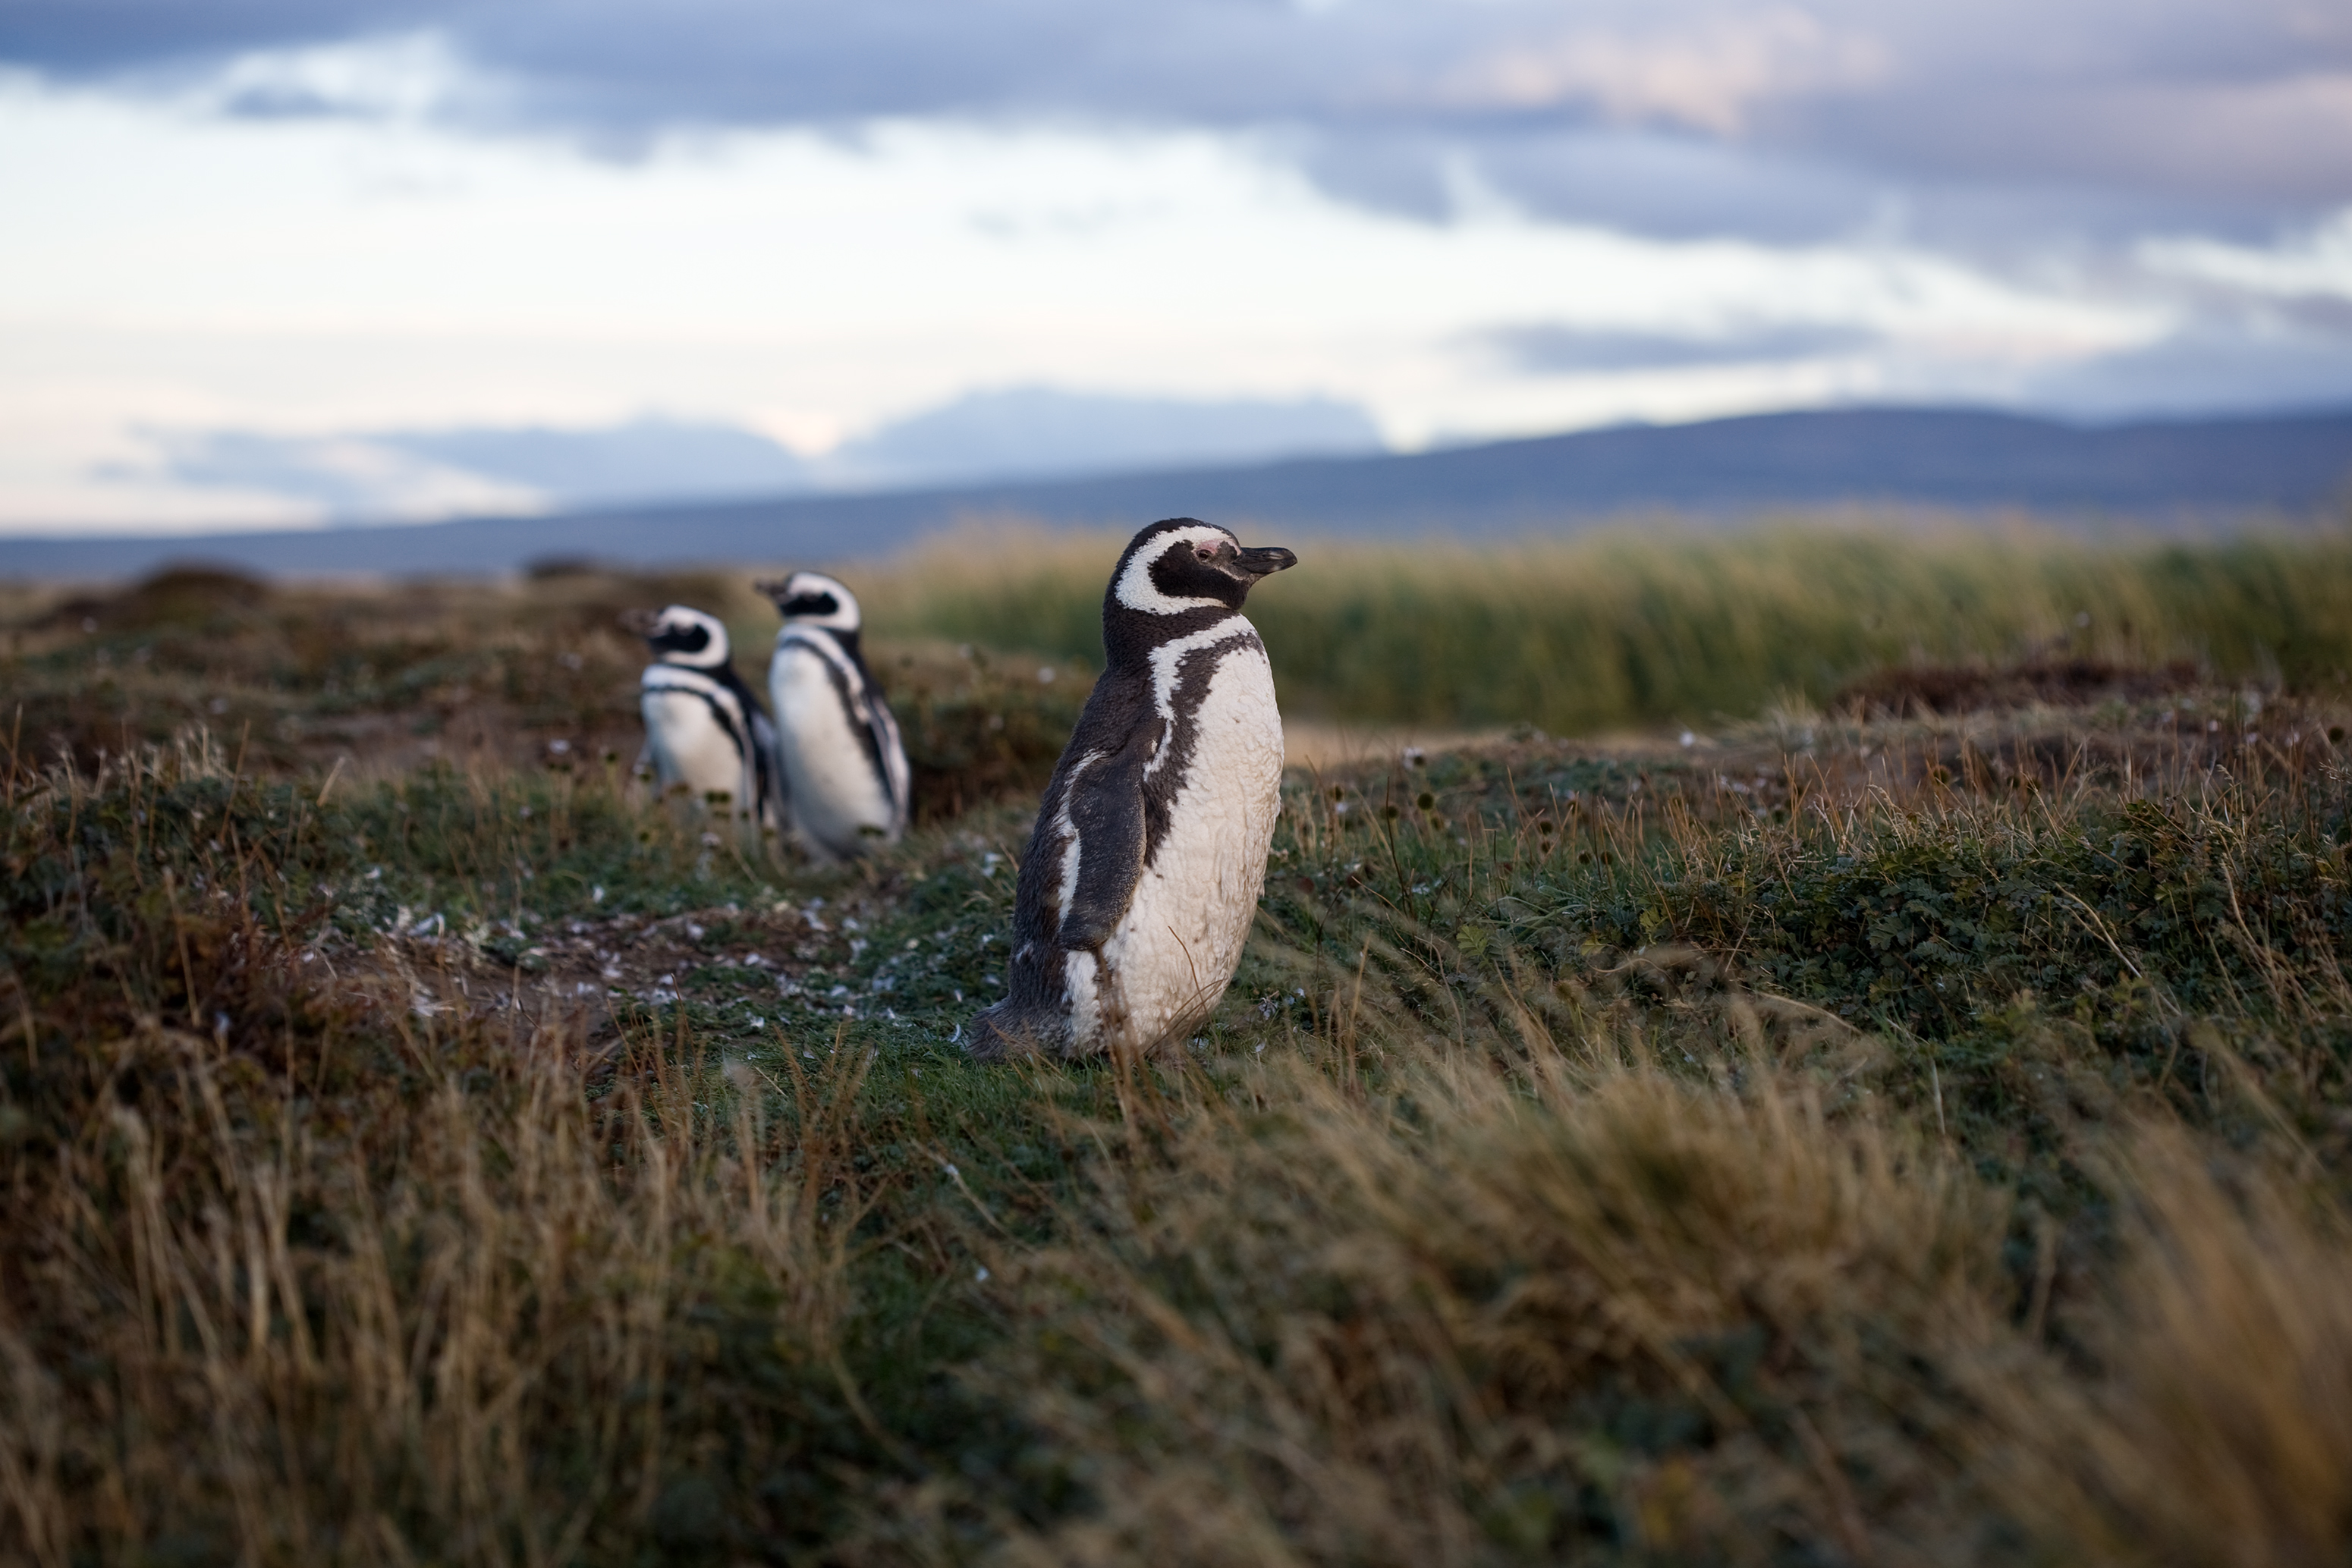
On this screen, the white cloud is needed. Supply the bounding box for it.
[125,430,549,521]
[2139,210,2352,298]
[6,69,2341,533]
[196,30,483,124]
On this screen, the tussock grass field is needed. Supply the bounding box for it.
[3,531,2352,1564]
[865,522,2352,732]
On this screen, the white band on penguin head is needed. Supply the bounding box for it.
[1112,524,1236,615]
[654,606,729,668]
[776,571,862,632]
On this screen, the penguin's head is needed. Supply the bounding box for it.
[625,605,731,668]
[756,571,862,633]
[1111,519,1297,617]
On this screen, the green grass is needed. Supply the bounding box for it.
[5,549,2352,1563]
[864,521,2352,731]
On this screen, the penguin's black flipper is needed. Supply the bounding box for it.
[1052,735,1152,953]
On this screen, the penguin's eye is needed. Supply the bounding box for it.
[1195,546,1215,561]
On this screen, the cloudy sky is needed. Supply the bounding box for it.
[3,0,2349,529]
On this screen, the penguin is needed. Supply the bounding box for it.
[755,570,911,863]
[970,518,1297,1061]
[627,605,781,827]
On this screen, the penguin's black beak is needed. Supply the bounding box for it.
[1234,545,1297,577]
[618,607,659,636]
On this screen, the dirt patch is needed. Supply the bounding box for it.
[327,897,898,1079]
[1282,721,1508,775]
[42,564,277,635]
[1833,657,2201,719]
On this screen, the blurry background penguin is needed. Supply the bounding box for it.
[623,604,783,834]
[756,571,910,863]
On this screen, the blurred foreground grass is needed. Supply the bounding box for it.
[4,537,2352,1561]
[864,521,2352,731]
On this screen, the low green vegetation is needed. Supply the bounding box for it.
[2,542,2350,1563]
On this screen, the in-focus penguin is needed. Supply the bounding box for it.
[970,518,1297,1061]
[627,605,781,827]
[756,570,910,863]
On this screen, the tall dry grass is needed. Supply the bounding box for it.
[864,946,2352,1567]
[838,689,2352,1566]
[1989,1123,2352,1568]
[0,736,883,1563]
[860,522,2352,731]
[969,1042,2010,1566]
[0,1029,865,1566]
[863,982,2352,1566]
[10,560,2352,1562]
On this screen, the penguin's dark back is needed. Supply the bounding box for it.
[1005,664,1155,954]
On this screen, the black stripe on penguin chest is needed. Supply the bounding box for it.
[1139,629,1264,869]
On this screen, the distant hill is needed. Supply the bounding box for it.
[4,405,2347,580]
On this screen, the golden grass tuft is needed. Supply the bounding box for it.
[0,735,879,1562]
[948,1010,2011,1566]
[1989,1122,2352,1568]
[0,1009,870,1565]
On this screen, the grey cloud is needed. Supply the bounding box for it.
[1280,130,1458,226]
[112,429,547,521]
[2012,278,2352,420]
[2023,324,2352,420]
[819,386,1384,489]
[117,392,1389,521]
[0,0,426,80]
[8,0,2349,239]
[386,418,814,501]
[218,81,364,119]
[1485,322,1882,374]
[1284,125,1891,241]
[1450,128,1888,244]
[118,418,815,522]
[2264,294,2352,338]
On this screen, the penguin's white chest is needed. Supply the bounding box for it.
[640,677,753,812]
[1083,637,1284,1048]
[770,640,897,859]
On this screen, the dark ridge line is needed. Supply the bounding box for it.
[4,404,2348,580]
